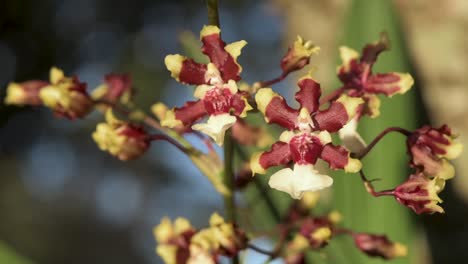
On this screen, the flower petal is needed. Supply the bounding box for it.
[314,95,363,132]
[161,100,207,129]
[365,72,414,97]
[165,54,208,85]
[200,25,245,82]
[295,77,321,113]
[320,143,362,173]
[192,113,237,146]
[268,164,333,199]
[250,141,292,175]
[255,88,298,130]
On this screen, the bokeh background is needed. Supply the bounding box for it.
[0,0,467,263]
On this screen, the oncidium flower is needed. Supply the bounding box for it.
[39,67,93,119]
[336,35,414,153]
[407,124,463,180]
[251,76,363,199]
[92,109,149,161]
[4,80,49,106]
[280,36,320,76]
[161,25,252,145]
[393,172,446,214]
[154,217,196,264]
[187,212,247,264]
[353,233,407,260]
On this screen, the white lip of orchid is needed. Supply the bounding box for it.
[191,113,237,146]
[338,117,367,153]
[268,163,333,199]
[279,130,332,145]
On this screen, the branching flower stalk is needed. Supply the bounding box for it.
[3,1,464,263]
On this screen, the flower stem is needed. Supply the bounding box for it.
[206,0,220,26]
[223,130,239,264]
[234,144,282,222]
[355,127,411,159]
[257,72,288,87]
[359,170,395,197]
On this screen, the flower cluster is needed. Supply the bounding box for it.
[278,195,406,264]
[154,213,247,264]
[392,124,462,214]
[3,15,464,264]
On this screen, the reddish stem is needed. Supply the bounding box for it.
[359,170,395,197]
[356,127,411,159]
[148,134,188,153]
[258,72,288,87]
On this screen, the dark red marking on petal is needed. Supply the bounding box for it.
[364,73,401,96]
[313,102,349,132]
[394,173,438,214]
[174,100,207,126]
[259,141,293,170]
[265,97,299,130]
[201,34,241,82]
[289,133,323,165]
[203,87,234,115]
[320,144,349,170]
[179,59,208,85]
[295,78,321,113]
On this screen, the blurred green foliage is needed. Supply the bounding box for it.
[0,241,32,264]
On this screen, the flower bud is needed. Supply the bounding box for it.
[92,73,132,105]
[299,218,333,249]
[92,110,149,161]
[4,81,49,106]
[39,67,93,119]
[394,172,445,214]
[154,217,196,264]
[284,234,309,264]
[281,36,320,75]
[353,233,407,260]
[407,125,463,179]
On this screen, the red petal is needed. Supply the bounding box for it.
[201,34,241,82]
[259,142,293,170]
[313,102,349,132]
[230,92,248,117]
[295,78,321,113]
[179,59,208,85]
[265,97,299,130]
[360,37,388,66]
[103,73,132,102]
[365,73,402,96]
[320,144,350,170]
[174,100,207,126]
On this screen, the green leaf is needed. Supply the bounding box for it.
[0,241,33,264]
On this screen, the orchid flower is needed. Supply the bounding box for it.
[251,76,363,199]
[161,25,252,145]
